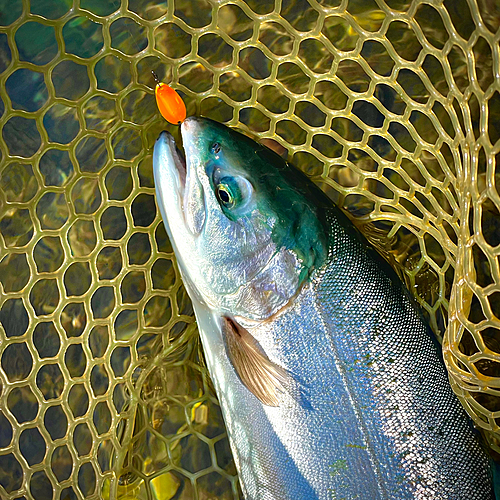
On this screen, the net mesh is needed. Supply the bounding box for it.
[0,0,499,498]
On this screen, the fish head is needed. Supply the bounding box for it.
[153,116,330,320]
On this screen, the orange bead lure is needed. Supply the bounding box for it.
[152,71,186,125]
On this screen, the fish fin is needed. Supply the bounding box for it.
[221,316,289,407]
[259,138,288,158]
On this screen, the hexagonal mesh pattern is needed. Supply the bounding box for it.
[0,0,498,498]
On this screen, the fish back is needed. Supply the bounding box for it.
[315,208,493,499]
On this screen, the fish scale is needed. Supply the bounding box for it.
[316,209,493,498]
[194,284,380,499]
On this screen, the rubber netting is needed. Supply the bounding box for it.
[0,0,498,498]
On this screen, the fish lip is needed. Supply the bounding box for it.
[159,130,186,190]
[153,130,188,230]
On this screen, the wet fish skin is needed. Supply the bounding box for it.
[153,116,494,499]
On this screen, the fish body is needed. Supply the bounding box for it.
[153,116,494,499]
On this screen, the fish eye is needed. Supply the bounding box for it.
[211,142,221,155]
[216,184,234,207]
[213,175,253,212]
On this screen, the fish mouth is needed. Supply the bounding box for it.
[173,137,187,188]
[153,120,209,306]
[154,118,206,236]
[153,130,188,238]
[158,130,187,193]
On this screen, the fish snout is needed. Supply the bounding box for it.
[181,115,203,134]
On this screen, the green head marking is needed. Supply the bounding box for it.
[196,118,330,281]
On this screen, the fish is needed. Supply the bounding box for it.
[153,116,494,500]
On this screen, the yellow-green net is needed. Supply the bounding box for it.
[0,0,499,498]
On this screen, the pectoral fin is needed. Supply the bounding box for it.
[221,316,289,407]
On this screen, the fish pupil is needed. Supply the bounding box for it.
[217,186,231,204]
[211,142,221,154]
